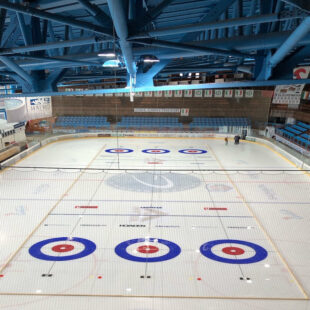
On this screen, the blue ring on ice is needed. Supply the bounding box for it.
[142,149,170,154]
[179,149,207,154]
[105,148,133,153]
[115,238,181,262]
[29,237,96,261]
[199,239,268,264]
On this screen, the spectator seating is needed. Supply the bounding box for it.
[55,116,110,129]
[116,117,183,130]
[189,117,250,129]
[276,122,310,150]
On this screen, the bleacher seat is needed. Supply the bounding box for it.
[301,133,310,140]
[297,122,310,130]
[291,125,307,132]
[116,116,182,130]
[279,129,295,138]
[189,117,250,129]
[284,126,301,135]
[54,116,110,129]
[295,136,310,147]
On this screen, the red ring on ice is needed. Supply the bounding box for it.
[52,244,75,253]
[222,246,245,256]
[137,245,159,254]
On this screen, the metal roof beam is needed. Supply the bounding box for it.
[136,59,170,87]
[0,8,6,44]
[281,0,310,12]
[138,0,175,30]
[0,0,113,37]
[130,13,299,39]
[16,13,32,45]
[46,68,68,91]
[162,67,233,74]
[0,52,106,70]
[244,0,257,36]
[1,14,19,47]
[0,55,34,87]
[0,36,108,55]
[131,38,250,59]
[272,44,310,79]
[134,31,310,58]
[5,78,310,97]
[76,0,112,27]
[181,0,237,42]
[11,53,102,67]
[61,75,126,80]
[269,17,310,68]
[107,0,136,77]
[47,21,59,56]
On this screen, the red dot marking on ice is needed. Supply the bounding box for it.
[115,149,124,152]
[197,277,202,281]
[151,150,161,153]
[52,244,74,253]
[188,150,198,153]
[0,275,4,278]
[222,247,245,256]
[98,276,102,279]
[137,245,159,254]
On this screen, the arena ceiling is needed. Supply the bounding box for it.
[0,0,310,95]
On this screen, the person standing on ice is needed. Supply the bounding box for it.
[234,135,240,144]
[225,137,228,145]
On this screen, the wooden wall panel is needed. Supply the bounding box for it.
[52,90,273,128]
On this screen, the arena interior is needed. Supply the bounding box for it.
[0,1,310,309]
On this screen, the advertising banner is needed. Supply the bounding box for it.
[134,108,180,113]
[235,89,244,98]
[245,89,254,98]
[181,108,189,116]
[214,89,223,97]
[204,90,213,97]
[184,90,192,97]
[272,84,305,105]
[0,96,52,122]
[224,89,233,98]
[174,90,182,97]
[293,66,310,79]
[26,97,52,120]
[194,90,203,97]
[164,90,173,97]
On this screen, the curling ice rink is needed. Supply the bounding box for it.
[0,136,310,310]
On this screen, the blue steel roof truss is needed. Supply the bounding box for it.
[0,0,309,94]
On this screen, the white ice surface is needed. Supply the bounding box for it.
[0,137,309,310]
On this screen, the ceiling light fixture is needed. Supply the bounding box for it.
[102,59,121,67]
[98,52,116,57]
[142,55,160,63]
[143,58,160,63]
